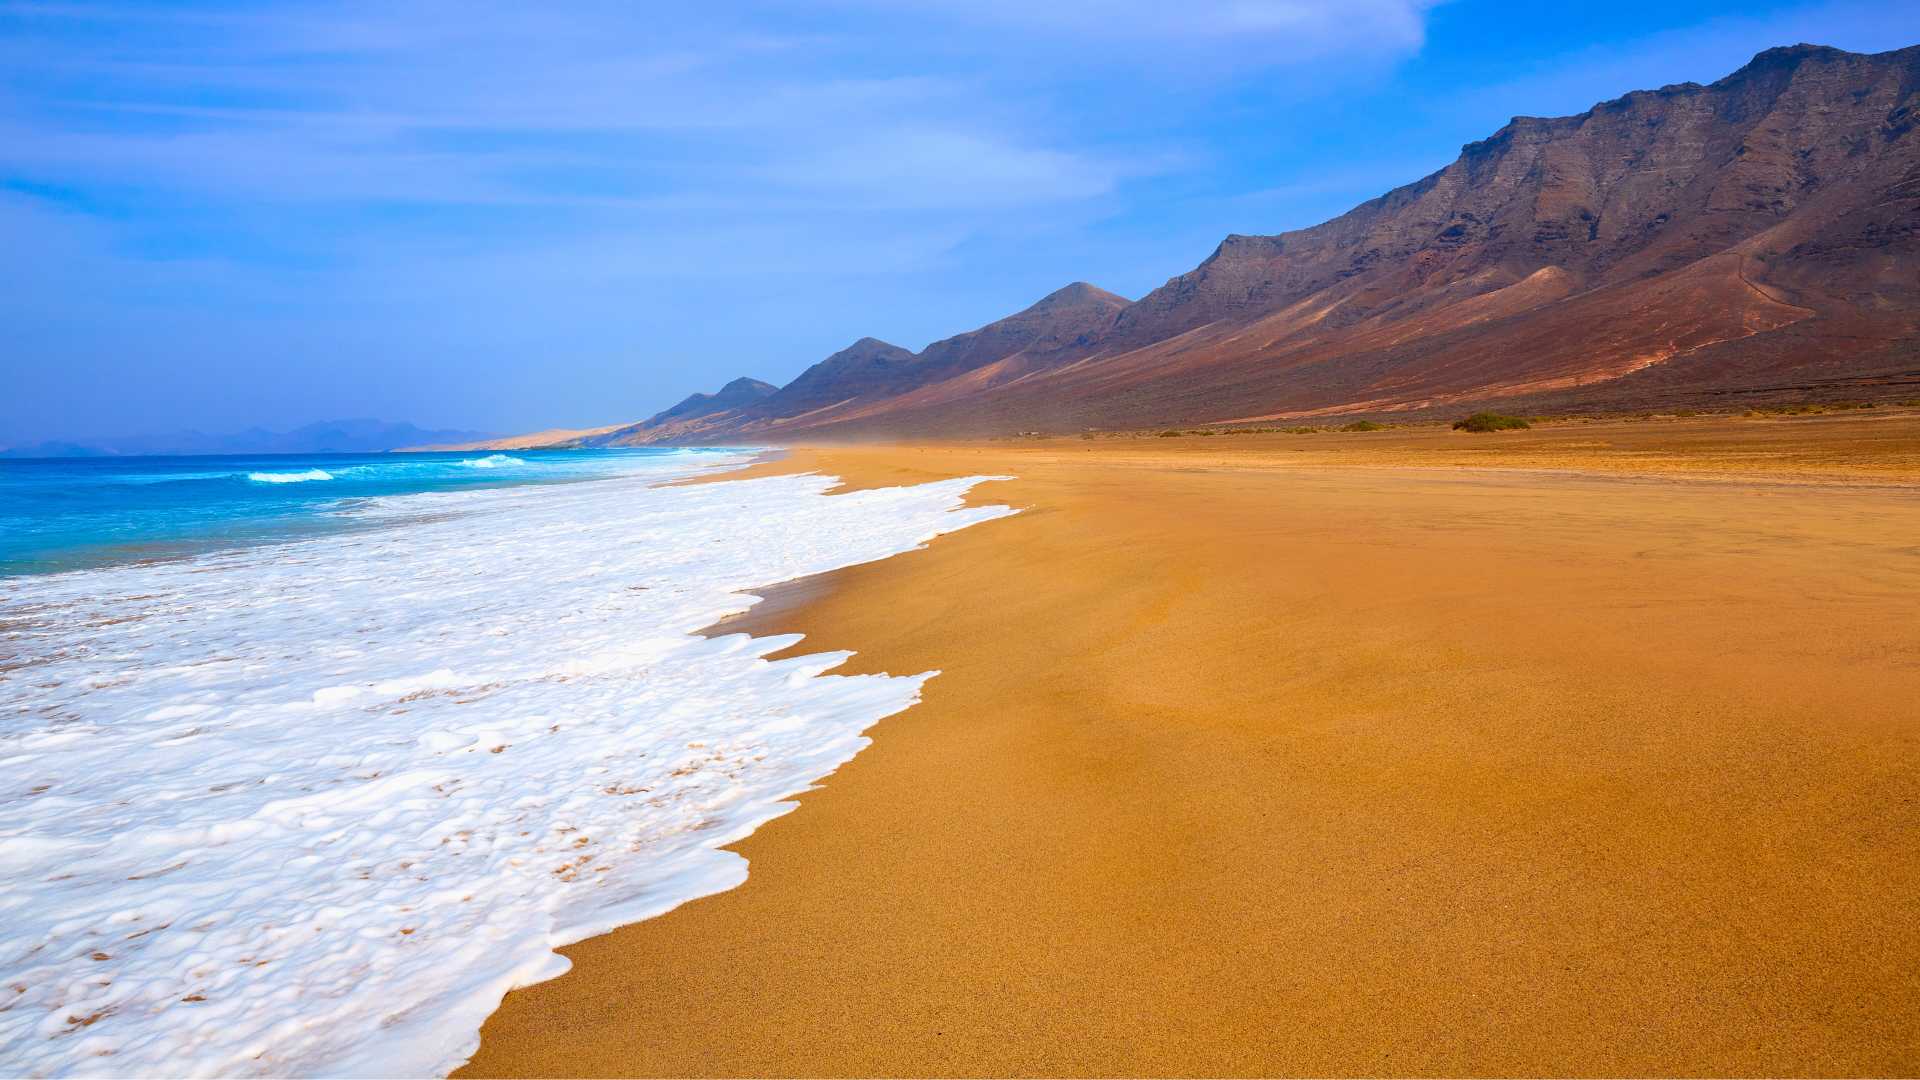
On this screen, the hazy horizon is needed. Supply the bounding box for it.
[5,0,1919,444]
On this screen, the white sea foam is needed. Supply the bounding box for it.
[0,456,1015,1077]
[245,469,333,484]
[456,454,523,469]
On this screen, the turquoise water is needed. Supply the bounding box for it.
[0,448,740,576]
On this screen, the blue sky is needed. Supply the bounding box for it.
[3,0,1917,442]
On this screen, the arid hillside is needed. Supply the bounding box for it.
[499,43,1920,447]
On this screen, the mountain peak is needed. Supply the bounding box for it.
[1714,43,1865,87]
[1747,42,1847,65]
[747,338,915,419]
[642,376,777,427]
[1032,281,1128,309]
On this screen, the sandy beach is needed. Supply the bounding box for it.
[459,413,1920,1077]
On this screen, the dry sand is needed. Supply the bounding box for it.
[458,413,1920,1077]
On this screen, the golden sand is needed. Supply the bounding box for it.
[458,413,1920,1076]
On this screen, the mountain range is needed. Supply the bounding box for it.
[0,419,499,459]
[485,43,1914,447]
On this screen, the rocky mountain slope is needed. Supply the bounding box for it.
[516,43,1920,445]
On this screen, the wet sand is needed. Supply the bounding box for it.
[459,413,1920,1076]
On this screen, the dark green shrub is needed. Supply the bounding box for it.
[1452,412,1531,433]
[1748,401,1877,417]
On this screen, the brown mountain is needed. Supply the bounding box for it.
[761,283,1130,424]
[583,377,774,445]
[752,337,919,420]
[643,377,776,427]
[601,282,1130,443]
[579,43,1920,445]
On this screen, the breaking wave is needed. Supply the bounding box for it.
[245,468,334,484]
[0,461,1015,1076]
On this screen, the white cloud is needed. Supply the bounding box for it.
[869,0,1435,49]
[0,1,1437,215]
[0,0,1445,439]
[817,0,1436,49]
[769,129,1121,208]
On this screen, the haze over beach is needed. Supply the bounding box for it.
[4,2,1920,1078]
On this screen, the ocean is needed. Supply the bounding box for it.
[0,449,729,577]
[0,449,1014,1075]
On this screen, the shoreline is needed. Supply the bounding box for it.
[0,456,1019,1076]
[459,418,1920,1077]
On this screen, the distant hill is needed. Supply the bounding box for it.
[0,419,500,459]
[462,43,1920,448]
[644,377,777,427]
[529,377,774,447]
[576,283,1129,446]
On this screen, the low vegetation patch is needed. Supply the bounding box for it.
[1155,425,1330,437]
[1452,412,1531,433]
[1339,420,1389,432]
[1744,401,1878,417]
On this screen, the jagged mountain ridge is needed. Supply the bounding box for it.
[529,43,1920,445]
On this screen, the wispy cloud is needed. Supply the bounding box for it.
[0,0,1450,439]
[0,0,1435,218]
[840,0,1436,48]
